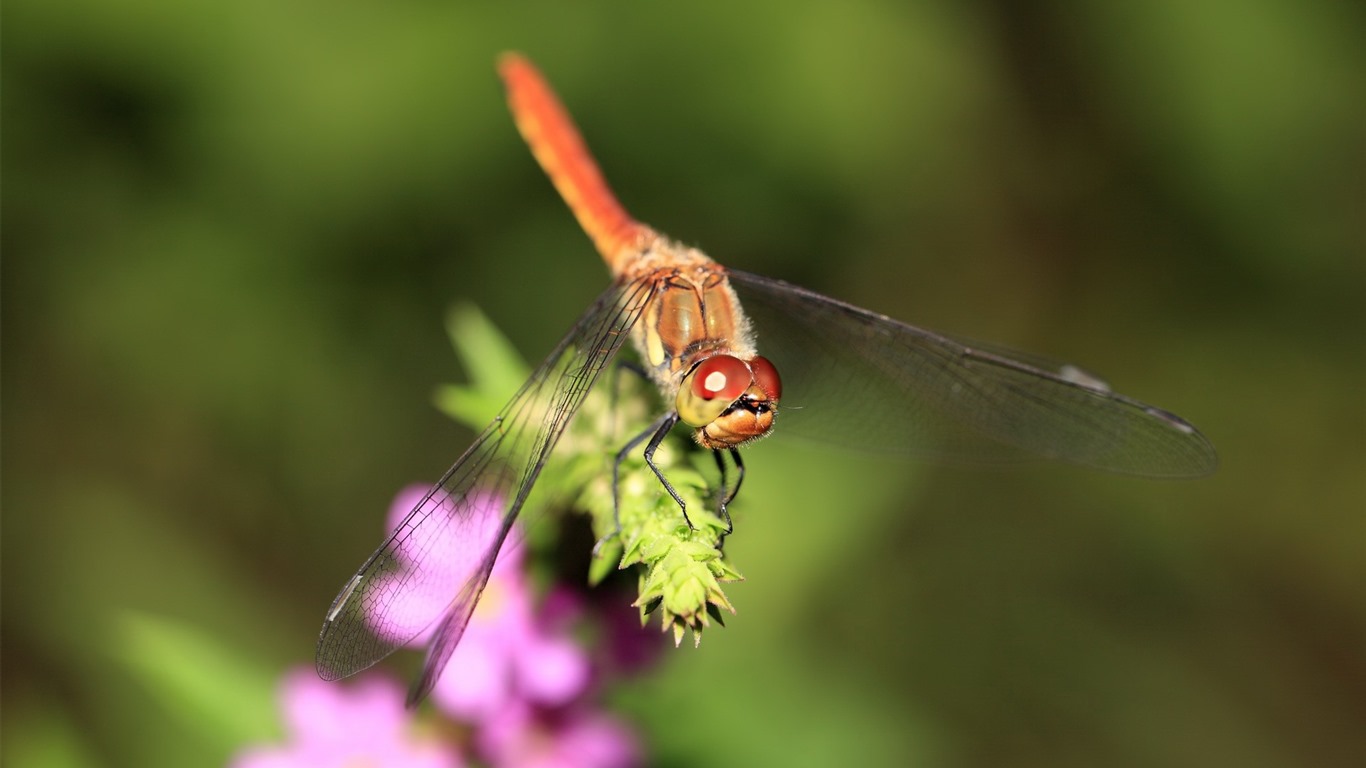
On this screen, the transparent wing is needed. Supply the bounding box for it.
[728,269,1217,477]
[315,276,655,704]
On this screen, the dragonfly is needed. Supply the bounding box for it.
[316,52,1218,706]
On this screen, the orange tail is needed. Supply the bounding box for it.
[498,53,646,273]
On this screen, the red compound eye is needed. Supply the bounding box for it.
[748,355,782,401]
[691,355,751,402]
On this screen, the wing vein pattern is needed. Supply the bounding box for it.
[315,277,656,699]
[727,269,1215,476]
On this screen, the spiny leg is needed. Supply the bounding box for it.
[594,358,652,555]
[641,412,690,527]
[727,448,745,510]
[711,449,743,536]
[597,410,676,556]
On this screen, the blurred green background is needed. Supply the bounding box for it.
[4,1,1363,766]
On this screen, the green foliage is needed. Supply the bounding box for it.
[440,304,742,646]
[434,304,534,426]
[585,448,742,647]
[115,613,280,749]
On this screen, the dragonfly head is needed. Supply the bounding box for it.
[677,354,782,449]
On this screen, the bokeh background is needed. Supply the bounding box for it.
[4,1,1363,766]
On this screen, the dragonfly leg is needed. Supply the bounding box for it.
[595,410,671,556]
[711,449,740,536]
[597,409,683,553]
[615,358,649,379]
[640,412,691,528]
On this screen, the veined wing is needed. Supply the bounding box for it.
[316,276,655,705]
[728,269,1216,477]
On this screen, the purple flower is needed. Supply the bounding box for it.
[231,669,462,768]
[364,485,510,647]
[588,588,666,676]
[478,700,639,768]
[375,485,592,721]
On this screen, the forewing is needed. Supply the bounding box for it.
[315,277,656,696]
[728,269,1216,477]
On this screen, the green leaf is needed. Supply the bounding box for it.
[115,612,280,748]
[436,303,530,428]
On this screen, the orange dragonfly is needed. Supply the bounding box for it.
[316,53,1217,704]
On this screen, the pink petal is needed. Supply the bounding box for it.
[386,487,510,573]
[515,635,591,706]
[366,571,453,646]
[477,702,639,768]
[385,485,434,533]
[554,711,639,768]
[233,668,465,768]
[228,747,300,768]
[281,672,407,745]
[367,486,516,646]
[431,631,511,719]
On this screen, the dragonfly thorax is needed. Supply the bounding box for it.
[620,235,783,448]
[623,236,756,385]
